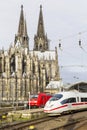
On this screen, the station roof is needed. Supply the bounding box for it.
[64,81,87,92]
[46,80,63,89]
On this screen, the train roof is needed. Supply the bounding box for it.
[64,81,87,92]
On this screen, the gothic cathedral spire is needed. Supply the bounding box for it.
[37,5,45,38]
[34,5,49,51]
[14,5,29,49]
[18,5,24,36]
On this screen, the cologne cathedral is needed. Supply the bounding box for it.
[0,5,60,102]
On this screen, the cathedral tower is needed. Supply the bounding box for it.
[34,5,49,51]
[14,5,29,49]
[0,5,61,102]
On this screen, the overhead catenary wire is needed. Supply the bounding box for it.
[57,30,87,82]
[78,32,87,53]
[58,38,84,61]
[58,30,87,54]
[58,30,87,41]
[60,65,87,68]
[58,39,63,51]
[57,30,87,70]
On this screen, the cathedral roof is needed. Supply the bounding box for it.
[30,51,56,60]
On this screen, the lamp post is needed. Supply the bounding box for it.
[28,91,30,111]
[11,75,15,108]
[23,72,27,100]
[36,76,38,93]
[0,74,4,107]
[0,76,2,108]
[2,74,4,102]
[15,72,18,107]
[59,78,62,92]
[24,74,27,100]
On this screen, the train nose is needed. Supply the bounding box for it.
[44,101,54,111]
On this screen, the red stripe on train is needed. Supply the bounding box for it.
[72,102,87,106]
[44,102,87,112]
[44,104,68,112]
[72,102,84,106]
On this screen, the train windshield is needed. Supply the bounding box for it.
[30,95,38,99]
[49,94,63,101]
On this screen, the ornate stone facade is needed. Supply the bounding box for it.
[0,5,60,102]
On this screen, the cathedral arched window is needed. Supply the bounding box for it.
[32,62,35,74]
[45,71,49,85]
[22,56,26,74]
[38,63,40,75]
[36,44,38,49]
[40,44,42,49]
[0,57,2,75]
[23,36,26,41]
[4,58,6,72]
[10,54,15,74]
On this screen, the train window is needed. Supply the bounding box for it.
[30,95,38,99]
[68,98,76,103]
[49,94,63,101]
[61,99,68,104]
[81,98,87,102]
[61,98,76,104]
[85,98,87,102]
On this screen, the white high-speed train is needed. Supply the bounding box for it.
[44,82,87,116]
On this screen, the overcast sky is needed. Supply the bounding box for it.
[0,0,87,83]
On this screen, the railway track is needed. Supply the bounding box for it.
[0,106,24,113]
[34,111,87,130]
[0,116,53,130]
[50,116,87,130]
[0,110,87,130]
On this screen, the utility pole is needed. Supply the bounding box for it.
[28,91,30,111]
[15,72,18,107]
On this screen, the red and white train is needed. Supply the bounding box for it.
[44,82,87,116]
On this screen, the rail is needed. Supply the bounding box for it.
[0,110,87,130]
[50,117,87,130]
[0,116,53,130]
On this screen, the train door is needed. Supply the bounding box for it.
[77,97,79,102]
[41,96,46,107]
[68,98,76,110]
[76,96,80,109]
[68,98,72,109]
[68,100,72,109]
